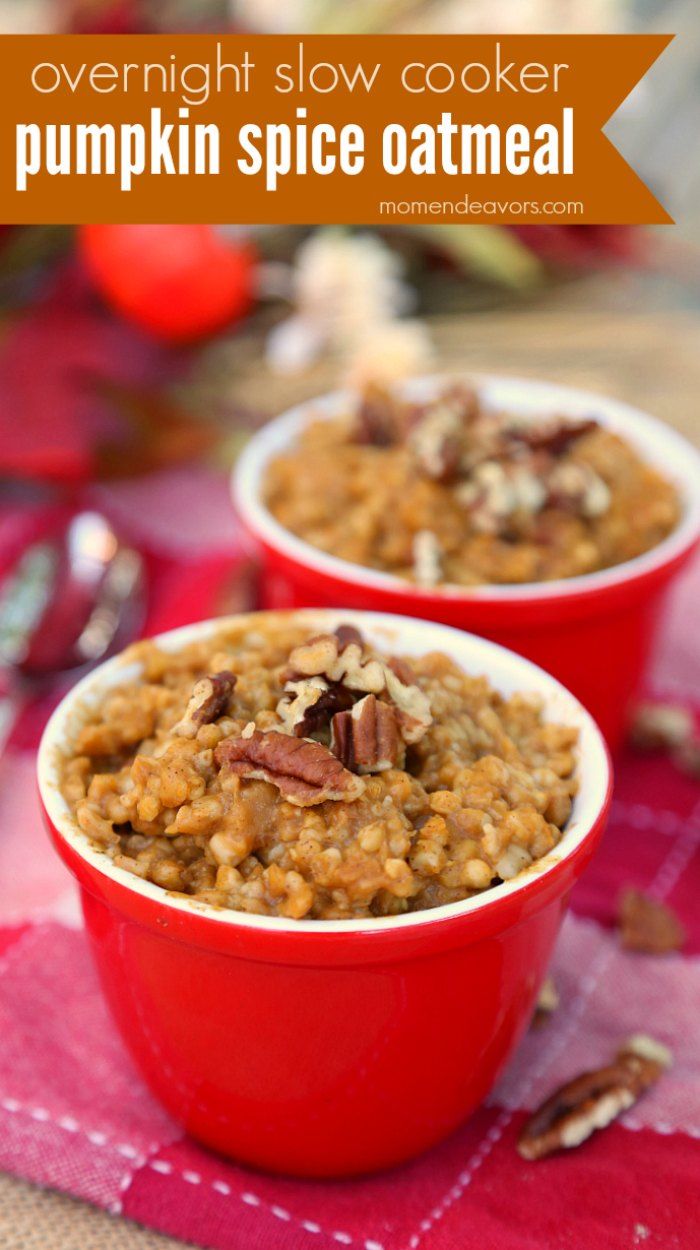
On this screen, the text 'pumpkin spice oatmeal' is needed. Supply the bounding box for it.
[61,618,579,921]
[264,383,680,586]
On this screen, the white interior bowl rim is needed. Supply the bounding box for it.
[39,610,611,936]
[233,373,700,603]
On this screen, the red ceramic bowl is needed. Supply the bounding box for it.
[233,375,700,749]
[39,609,611,1178]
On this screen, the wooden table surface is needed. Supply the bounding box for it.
[205,272,700,450]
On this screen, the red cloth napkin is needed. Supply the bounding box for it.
[1,470,699,1250]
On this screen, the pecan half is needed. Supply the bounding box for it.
[277,677,354,737]
[509,416,598,457]
[331,694,402,773]
[173,671,236,738]
[618,888,686,955]
[517,1035,671,1161]
[215,730,364,807]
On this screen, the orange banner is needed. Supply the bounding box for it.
[0,33,673,225]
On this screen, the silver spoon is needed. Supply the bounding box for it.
[0,510,144,756]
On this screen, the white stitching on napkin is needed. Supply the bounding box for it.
[0,1092,373,1247]
[109,1139,166,1216]
[142,1158,370,1248]
[610,800,689,837]
[401,800,700,1250]
[0,1093,161,1161]
[2,799,696,1248]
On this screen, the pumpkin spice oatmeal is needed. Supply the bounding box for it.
[61,617,578,921]
[264,383,680,586]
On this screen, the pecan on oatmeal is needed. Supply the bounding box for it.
[517,1035,672,1160]
[265,383,680,586]
[354,384,401,447]
[287,632,386,693]
[408,398,466,483]
[281,629,432,745]
[173,671,236,738]
[509,416,598,457]
[331,694,402,773]
[333,623,364,649]
[216,730,364,807]
[277,677,354,737]
[618,888,686,955]
[61,617,579,920]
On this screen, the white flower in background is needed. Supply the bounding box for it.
[266,229,432,384]
[399,0,623,33]
[231,0,623,35]
[345,318,433,389]
[230,0,313,32]
[264,314,327,376]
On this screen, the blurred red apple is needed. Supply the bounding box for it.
[79,224,256,343]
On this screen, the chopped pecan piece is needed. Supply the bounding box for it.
[517,1035,671,1161]
[354,386,400,446]
[277,677,354,737]
[409,403,463,483]
[387,655,417,686]
[384,666,432,744]
[335,642,389,694]
[283,632,433,750]
[287,634,386,694]
[173,671,236,738]
[457,460,537,534]
[509,417,598,457]
[531,975,559,1029]
[441,383,480,424]
[287,634,340,679]
[215,730,364,807]
[331,695,402,773]
[630,702,695,753]
[618,888,686,955]
[545,461,611,519]
[674,737,700,779]
[334,623,364,650]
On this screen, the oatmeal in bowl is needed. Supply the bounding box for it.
[39,611,610,1176]
[59,615,581,922]
[263,382,680,587]
[234,376,700,747]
